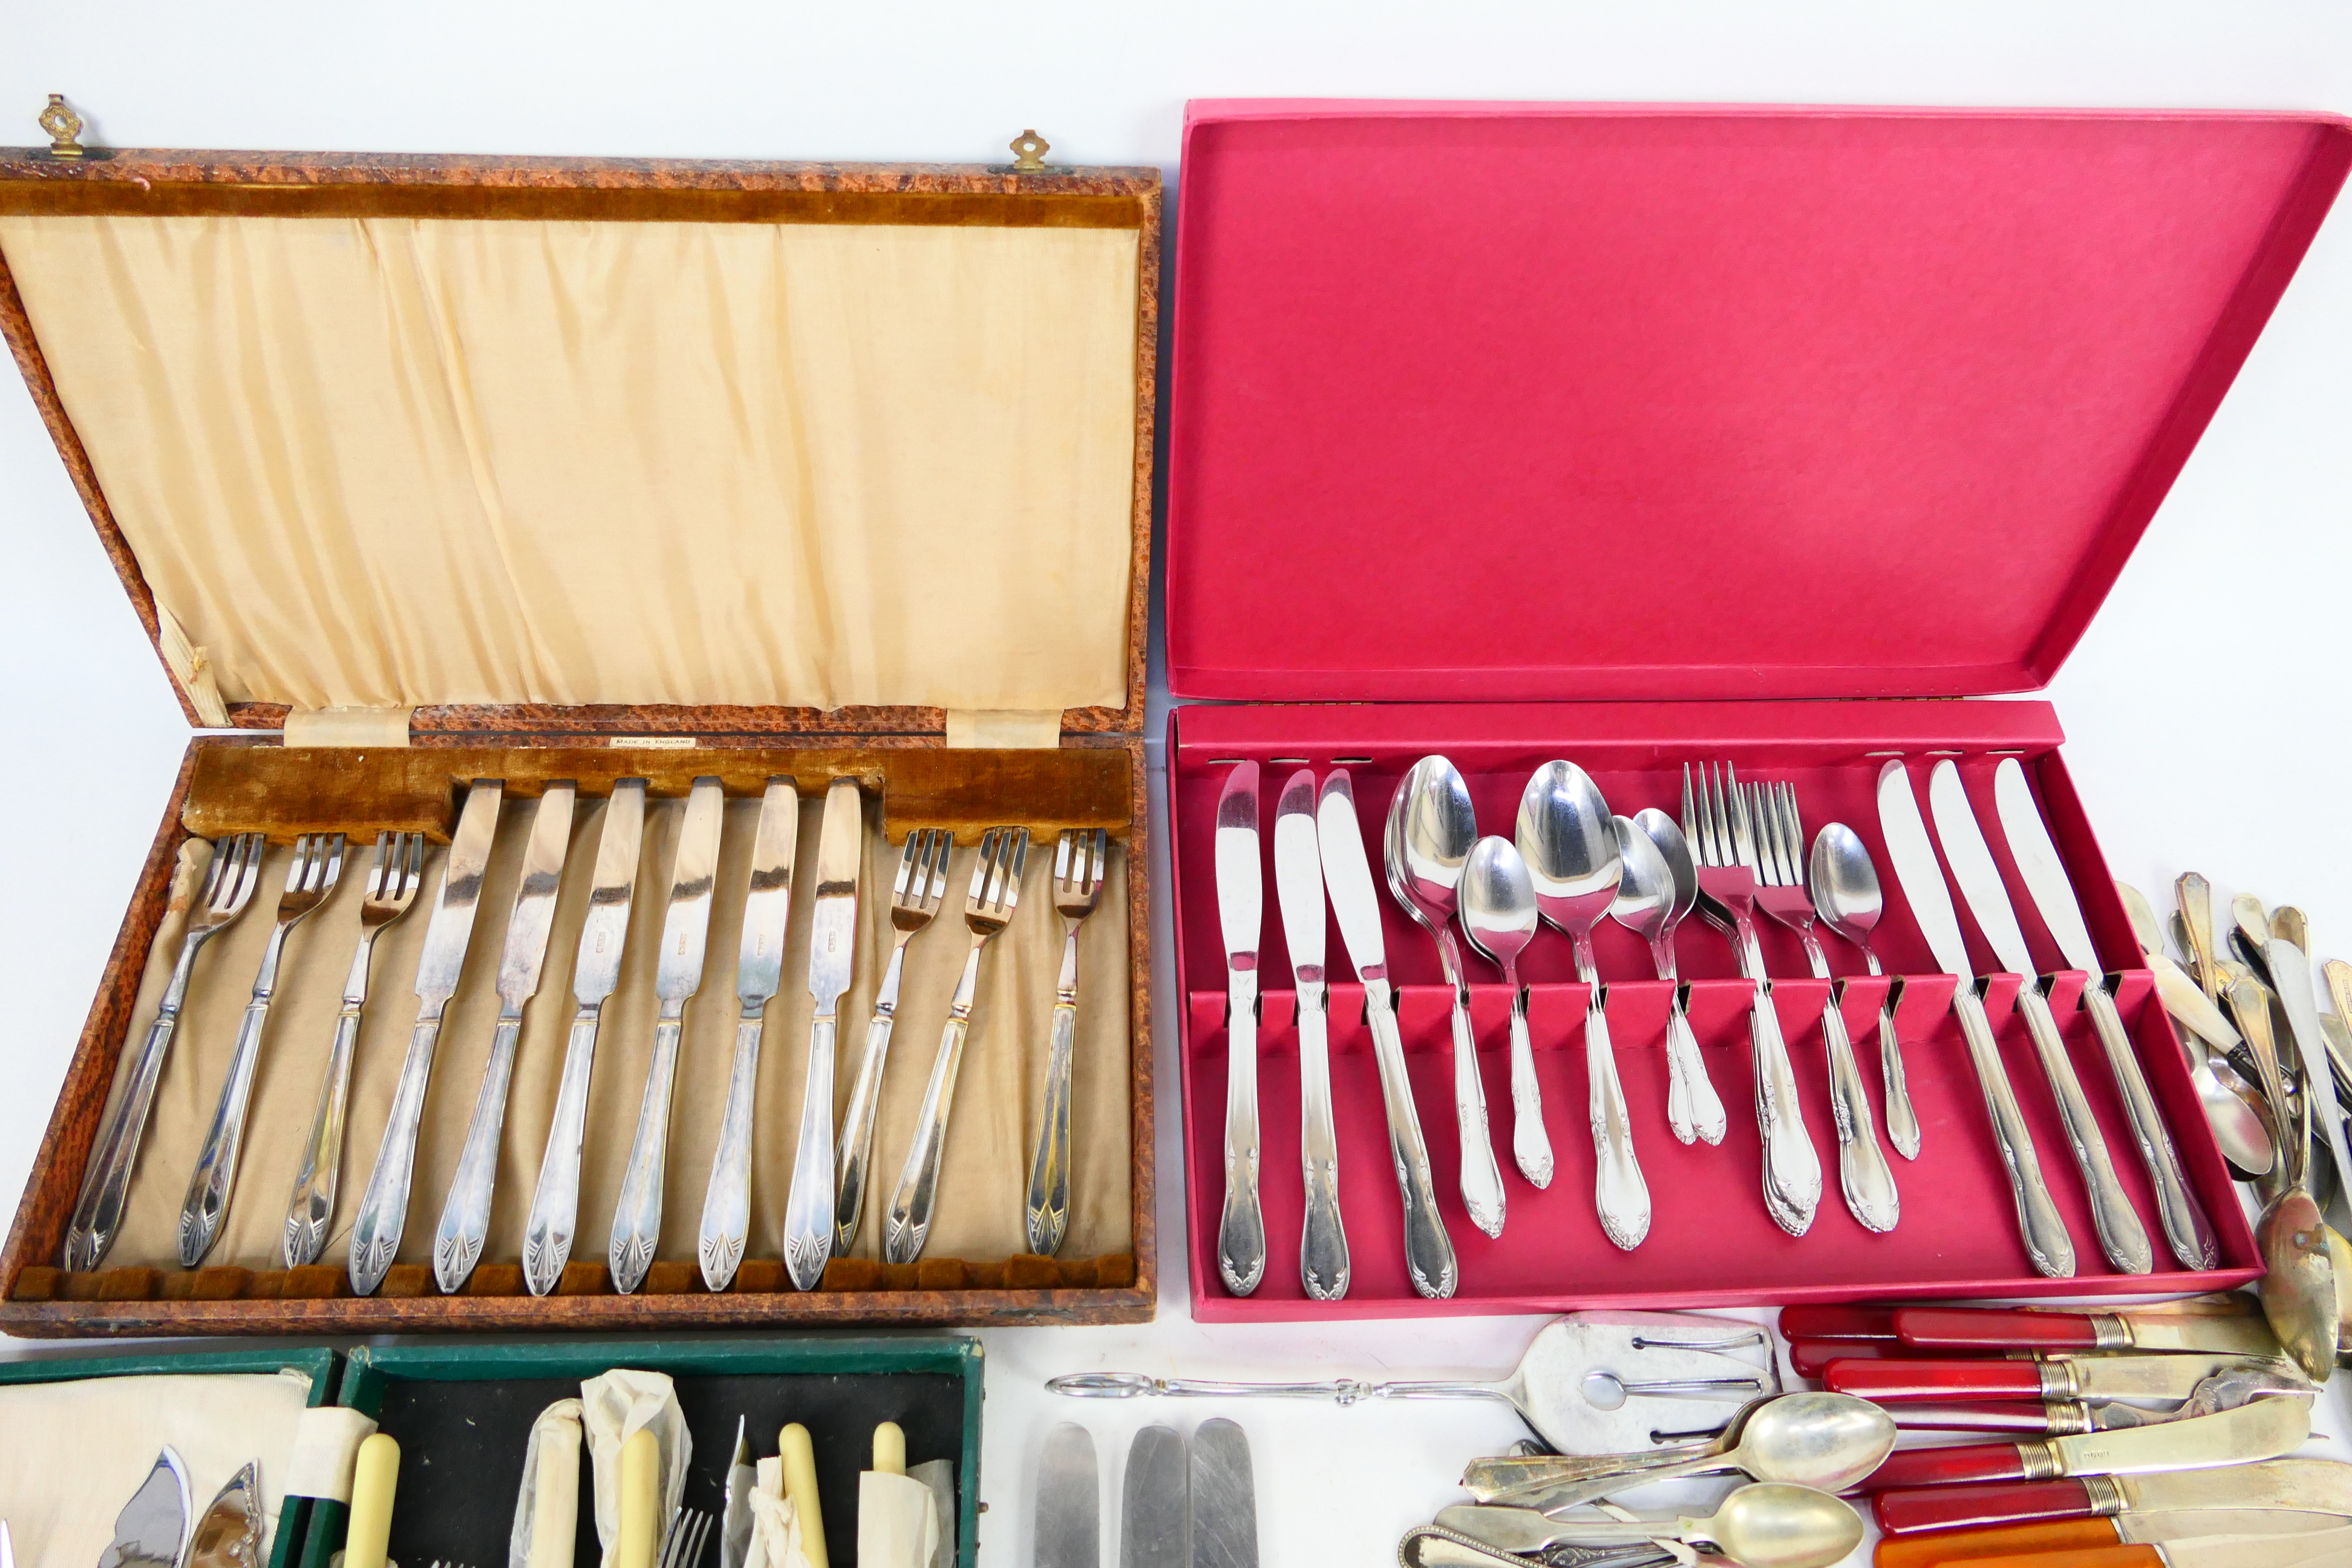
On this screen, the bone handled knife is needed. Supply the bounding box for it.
[1320,769,1457,1299]
[1214,763,1267,1297]
[521,779,646,1296]
[433,781,578,1293]
[1991,759,2216,1270]
[608,777,726,1294]
[698,777,799,1291]
[1275,768,1350,1301]
[782,777,861,1292]
[348,779,505,1296]
[1860,1393,2311,1492]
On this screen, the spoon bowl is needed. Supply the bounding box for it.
[1494,1390,1897,1513]
[1631,808,1699,929]
[1437,1483,1862,1568]
[1807,823,1884,950]
[1608,819,1677,946]
[1515,762,1622,967]
[1387,756,1478,932]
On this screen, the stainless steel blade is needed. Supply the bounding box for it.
[2158,1529,2352,1568]
[2151,955,2246,1053]
[2117,1459,2352,1515]
[654,777,726,1001]
[1991,758,2100,975]
[572,778,646,1004]
[1875,761,1974,981]
[183,1463,260,1568]
[1217,764,1262,967]
[1122,1426,1188,1568]
[414,779,505,1010]
[1036,1422,1100,1568]
[1318,771,1389,981]
[2121,1316,2288,1356]
[1273,770,1324,980]
[495,782,578,1008]
[2053,1395,2310,1477]
[2122,1511,2352,1543]
[736,779,800,1007]
[1926,760,2037,978]
[1189,1418,1256,1568]
[805,778,860,1010]
[100,1448,191,1568]
[2062,1353,2301,1402]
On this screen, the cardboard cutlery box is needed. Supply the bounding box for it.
[0,134,1158,1332]
[1165,101,2352,1319]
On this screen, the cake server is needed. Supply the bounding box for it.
[1875,1456,2352,1536]
[1212,762,1267,1296]
[1860,1395,2311,1493]
[782,778,860,1291]
[350,780,504,1296]
[1275,768,1349,1299]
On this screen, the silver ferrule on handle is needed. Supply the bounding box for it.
[283,930,380,1269]
[1216,965,1266,1295]
[1295,979,1349,1301]
[1439,931,1506,1238]
[1365,978,1457,1299]
[65,932,212,1271]
[178,918,299,1268]
[884,938,984,1266]
[609,1010,687,1295]
[431,1011,524,1292]
[348,1010,449,1295]
[1504,982,1554,1186]
[521,1004,604,1295]
[1817,990,1900,1233]
[698,1005,768,1291]
[1950,983,2076,1278]
[780,1011,840,1291]
[1026,925,1084,1258]
[835,939,910,1255]
[2015,980,2152,1275]
[1745,978,1821,1233]
[1580,993,1650,1251]
[2082,979,2215,1269]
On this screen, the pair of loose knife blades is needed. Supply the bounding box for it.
[1037,1421,1257,1568]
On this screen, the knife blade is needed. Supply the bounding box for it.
[1929,759,2151,1275]
[782,777,861,1291]
[1860,1394,2311,1492]
[1318,769,1457,1299]
[101,1448,192,1568]
[185,1462,261,1568]
[721,1416,756,1568]
[1896,1305,2285,1357]
[1189,1417,1256,1568]
[1875,1457,2352,1535]
[1992,759,2216,1269]
[1875,760,2074,1278]
[609,776,727,1293]
[1824,1351,2299,1404]
[1036,1423,1099,1568]
[434,781,579,1292]
[1214,763,1267,1296]
[1122,1426,1187,1568]
[2264,920,2352,1210]
[348,777,505,1295]
[521,778,647,1295]
[1895,1512,2352,1566]
[1275,768,1349,1301]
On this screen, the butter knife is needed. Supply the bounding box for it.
[697,778,800,1291]
[2263,914,2352,1210]
[521,779,647,1296]
[1876,760,2074,1278]
[185,1463,261,1568]
[1993,759,2215,1269]
[433,782,578,1293]
[783,777,861,1291]
[1319,769,1456,1299]
[1276,768,1349,1301]
[1930,759,2151,1275]
[1213,762,1266,1297]
[350,779,505,1296]
[609,777,726,1293]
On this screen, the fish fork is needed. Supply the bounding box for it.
[179,832,347,1266]
[835,828,952,1255]
[884,826,1028,1264]
[284,832,426,1267]
[1682,764,1821,1235]
[64,832,266,1271]
[1750,783,1898,1233]
[663,1509,715,1568]
[1027,828,1110,1256]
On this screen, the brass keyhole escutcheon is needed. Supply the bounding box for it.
[1010,128,1050,171]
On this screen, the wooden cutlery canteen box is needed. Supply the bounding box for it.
[0,131,1159,1333]
[1165,102,2352,1319]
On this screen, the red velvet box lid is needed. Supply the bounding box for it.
[1166,101,2352,702]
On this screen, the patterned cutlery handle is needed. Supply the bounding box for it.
[284,1000,364,1268]
[697,1010,766,1291]
[608,1013,685,1295]
[1025,926,1084,1257]
[2017,983,2151,1274]
[1365,981,1457,1299]
[1747,981,1822,1233]
[1504,985,1553,1186]
[1950,985,2075,1279]
[1877,995,1922,1159]
[1664,998,1725,1146]
[884,954,978,1270]
[1583,997,1650,1251]
[1446,980,1506,1239]
[780,1014,839,1290]
[1215,970,1265,1295]
[1818,993,1899,1233]
[2083,981,2215,1268]
[179,969,285,1268]
[834,988,901,1255]
[65,936,210,1271]
[349,1013,448,1295]
[432,1014,524,1293]
[521,1006,603,1296]
[1295,986,1349,1301]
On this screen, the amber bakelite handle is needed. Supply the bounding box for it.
[1782,1303,1901,1340]
[1896,1308,2099,1350]
[1826,1357,2045,1400]
[1875,1479,2097,1535]
[1953,1550,2160,1568]
[1875,1519,2122,1567]
[1861,1443,2033,1492]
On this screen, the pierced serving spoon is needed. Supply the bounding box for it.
[1808,823,1921,1160]
[1437,1484,1862,1568]
[1462,835,1553,1187]
[1611,814,1723,1146]
[1472,1391,1895,1511]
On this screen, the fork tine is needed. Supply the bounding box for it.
[1777,783,1802,886]
[1763,785,1789,884]
[1091,826,1108,892]
[225,834,264,912]
[1054,827,1074,891]
[366,831,391,900]
[403,831,425,901]
[927,830,953,909]
[895,832,922,901]
[1004,829,1028,910]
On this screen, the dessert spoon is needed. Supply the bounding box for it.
[1610,814,1723,1146]
[1461,835,1552,1187]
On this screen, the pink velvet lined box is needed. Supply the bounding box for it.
[1162,102,2352,1321]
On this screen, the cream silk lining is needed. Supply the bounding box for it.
[0,215,1139,716]
[96,795,1131,1270]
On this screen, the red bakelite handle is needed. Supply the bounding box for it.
[1874,1478,2097,1535]
[1791,1339,1926,1377]
[1886,1402,2065,1434]
[1781,1304,1900,1341]
[1896,1308,2098,1350]
[1859,1443,2033,1492]
[1825,1358,2044,1401]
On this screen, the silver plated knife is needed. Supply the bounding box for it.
[1123,1426,1188,1568]
[100,1448,191,1568]
[350,779,505,1296]
[1276,768,1349,1301]
[609,777,726,1293]
[1036,1422,1099,1568]
[1876,760,2074,1278]
[1214,762,1267,1297]
[782,778,861,1291]
[1993,759,2215,1269]
[1189,1418,1257,1568]
[185,1463,261,1568]
[1319,769,1457,1299]
[433,782,578,1293]
[698,778,800,1291]
[521,779,647,1296]
[2262,915,2352,1212]
[1930,759,2151,1275]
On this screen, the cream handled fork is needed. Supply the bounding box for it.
[781,778,862,1292]
[1027,826,1110,1256]
[836,828,951,1256]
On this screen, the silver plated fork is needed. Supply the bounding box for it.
[180,832,347,1266]
[1682,765,1822,1235]
[835,828,952,1255]
[1027,827,1109,1256]
[1750,782,1898,1233]
[284,832,426,1268]
[64,832,266,1272]
[663,1509,715,1568]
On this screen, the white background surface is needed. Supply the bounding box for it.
[7,7,2352,1566]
